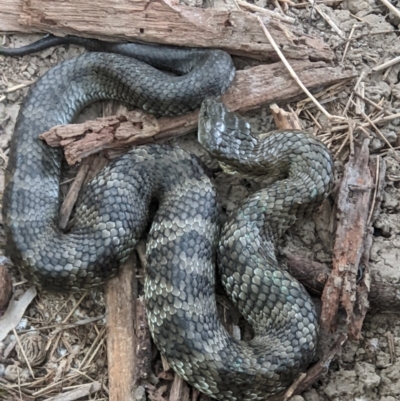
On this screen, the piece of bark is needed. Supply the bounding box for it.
[39,60,355,165]
[320,138,373,339]
[350,155,386,339]
[105,253,138,401]
[1,0,333,62]
[285,253,400,312]
[0,265,13,315]
[270,103,303,130]
[1,0,31,33]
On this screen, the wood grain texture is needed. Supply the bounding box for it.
[0,0,333,61]
[105,253,138,401]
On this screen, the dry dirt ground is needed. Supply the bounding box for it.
[1,0,400,400]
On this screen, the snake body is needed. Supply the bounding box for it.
[2,37,334,399]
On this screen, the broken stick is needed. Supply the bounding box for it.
[105,253,138,401]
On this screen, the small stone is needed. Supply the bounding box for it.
[392,83,400,100]
[303,388,320,401]
[380,396,396,401]
[254,0,267,7]
[324,370,357,398]
[370,138,384,150]
[381,130,397,144]
[342,0,370,14]
[380,361,400,395]
[289,396,305,401]
[355,362,381,389]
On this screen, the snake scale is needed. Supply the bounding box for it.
[1,36,334,399]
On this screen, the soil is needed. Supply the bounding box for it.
[0,0,400,400]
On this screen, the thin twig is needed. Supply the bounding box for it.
[378,0,400,19]
[341,24,358,63]
[353,92,386,113]
[257,17,344,121]
[2,81,35,94]
[13,328,36,379]
[342,71,365,116]
[236,0,295,23]
[372,55,400,72]
[308,0,344,38]
[361,112,400,127]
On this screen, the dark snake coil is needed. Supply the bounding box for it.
[1,37,334,400]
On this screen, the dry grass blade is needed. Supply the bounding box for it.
[1,81,35,93]
[45,382,102,401]
[257,17,345,121]
[342,71,365,116]
[236,0,295,23]
[372,55,400,72]
[308,0,344,38]
[341,24,358,63]
[377,0,400,19]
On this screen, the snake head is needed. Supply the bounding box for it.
[198,98,255,162]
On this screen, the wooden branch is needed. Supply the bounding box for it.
[105,253,138,401]
[320,138,373,339]
[285,253,400,312]
[0,0,334,62]
[39,60,355,165]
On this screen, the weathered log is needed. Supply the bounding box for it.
[39,60,355,165]
[0,0,333,61]
[320,138,378,339]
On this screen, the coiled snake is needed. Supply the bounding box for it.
[1,37,334,400]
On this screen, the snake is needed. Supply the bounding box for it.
[1,36,334,400]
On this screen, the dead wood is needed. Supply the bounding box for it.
[40,60,355,165]
[1,0,333,62]
[0,265,13,315]
[270,103,303,130]
[285,250,400,312]
[320,138,378,339]
[105,253,138,401]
